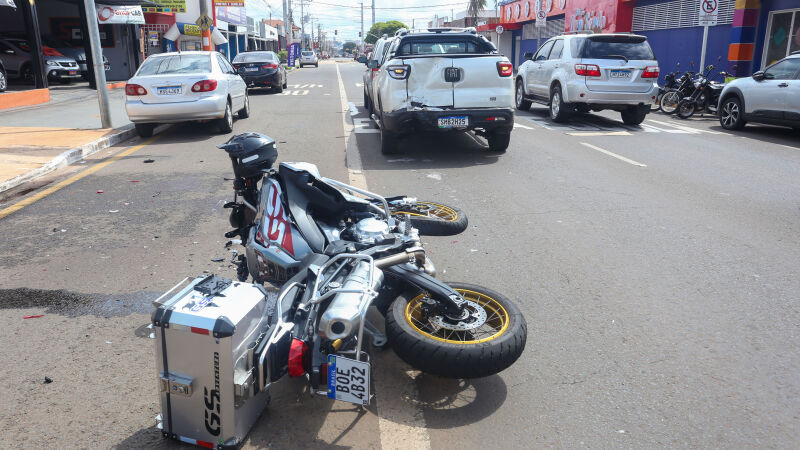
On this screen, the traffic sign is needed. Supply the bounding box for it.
[536,9,547,28]
[495,25,504,35]
[196,13,212,31]
[698,0,718,26]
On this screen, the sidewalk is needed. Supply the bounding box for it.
[0,87,134,193]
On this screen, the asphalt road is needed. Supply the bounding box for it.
[1,60,799,448]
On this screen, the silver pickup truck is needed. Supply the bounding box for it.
[370,28,515,154]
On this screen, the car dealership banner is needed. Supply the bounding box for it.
[96,4,146,25]
[215,6,247,26]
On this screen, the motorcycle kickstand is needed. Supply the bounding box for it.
[363,319,388,348]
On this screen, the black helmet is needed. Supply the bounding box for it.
[218,132,278,179]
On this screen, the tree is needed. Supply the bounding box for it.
[467,0,487,26]
[343,41,357,53]
[365,20,408,44]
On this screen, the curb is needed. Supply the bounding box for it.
[0,124,137,194]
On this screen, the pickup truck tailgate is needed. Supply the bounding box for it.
[405,57,454,108]
[453,56,513,108]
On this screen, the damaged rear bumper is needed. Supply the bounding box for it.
[382,107,514,134]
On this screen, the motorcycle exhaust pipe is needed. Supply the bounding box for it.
[374,246,426,269]
[318,261,384,340]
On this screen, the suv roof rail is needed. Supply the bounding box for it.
[562,30,594,35]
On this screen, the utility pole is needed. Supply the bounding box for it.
[360,2,364,50]
[371,0,375,26]
[199,0,212,51]
[82,0,111,128]
[300,0,305,49]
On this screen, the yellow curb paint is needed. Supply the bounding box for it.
[0,133,165,220]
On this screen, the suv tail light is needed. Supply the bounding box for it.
[575,64,601,77]
[496,61,513,77]
[642,66,660,78]
[125,83,147,95]
[191,79,218,92]
[288,338,309,377]
[387,64,410,80]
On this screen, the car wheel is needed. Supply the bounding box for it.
[238,93,250,119]
[315,63,319,67]
[135,123,154,138]
[379,109,399,155]
[218,100,233,134]
[515,79,531,111]
[20,64,33,83]
[549,84,569,122]
[273,80,284,93]
[486,132,510,153]
[621,105,649,125]
[283,74,288,89]
[719,97,746,130]
[0,70,6,92]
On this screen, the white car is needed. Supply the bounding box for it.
[299,51,318,68]
[125,51,249,137]
[718,53,800,131]
[515,32,659,125]
[371,28,514,153]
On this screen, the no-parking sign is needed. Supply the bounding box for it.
[698,0,718,26]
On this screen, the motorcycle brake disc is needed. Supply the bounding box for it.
[428,299,488,331]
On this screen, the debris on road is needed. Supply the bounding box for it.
[44,377,53,384]
[23,315,44,319]
[129,180,139,183]
[109,210,119,213]
[152,192,160,198]
[143,159,155,163]
[96,190,104,194]
[211,257,224,262]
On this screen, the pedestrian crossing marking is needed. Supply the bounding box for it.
[280,90,309,95]
[289,84,323,88]
[566,131,631,136]
[520,114,709,135]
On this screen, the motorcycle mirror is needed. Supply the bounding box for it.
[691,61,695,68]
[676,62,680,68]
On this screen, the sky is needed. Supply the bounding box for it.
[252,0,499,42]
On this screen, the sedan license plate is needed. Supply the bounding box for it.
[609,70,632,79]
[437,116,469,128]
[157,86,181,95]
[245,67,259,72]
[327,355,370,406]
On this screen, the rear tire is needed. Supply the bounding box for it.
[515,79,531,111]
[238,93,250,119]
[659,90,681,114]
[379,107,399,154]
[385,282,527,378]
[273,81,283,93]
[549,85,569,122]
[217,101,233,134]
[486,131,510,153]
[135,123,154,138]
[676,100,696,119]
[621,106,648,125]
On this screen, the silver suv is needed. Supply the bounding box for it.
[299,51,318,68]
[515,33,659,125]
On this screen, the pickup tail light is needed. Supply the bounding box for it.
[387,64,410,80]
[642,66,660,78]
[125,83,147,95]
[575,64,601,77]
[288,338,309,377]
[191,79,218,92]
[496,61,513,77]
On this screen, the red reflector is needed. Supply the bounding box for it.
[191,327,209,335]
[486,116,496,121]
[288,338,308,377]
[196,440,214,449]
[496,61,513,77]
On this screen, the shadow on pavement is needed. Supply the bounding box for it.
[410,373,507,429]
[708,123,800,148]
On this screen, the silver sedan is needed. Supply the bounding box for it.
[125,51,249,137]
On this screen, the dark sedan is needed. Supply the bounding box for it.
[232,51,287,93]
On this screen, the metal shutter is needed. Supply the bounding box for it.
[632,0,734,32]
[522,18,566,40]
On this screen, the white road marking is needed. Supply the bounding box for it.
[513,122,536,130]
[647,119,724,135]
[334,61,432,450]
[353,117,380,133]
[355,82,363,87]
[289,83,322,88]
[567,131,631,136]
[580,142,647,167]
[639,123,689,133]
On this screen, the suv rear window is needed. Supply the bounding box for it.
[574,35,655,61]
[301,51,314,57]
[396,36,495,56]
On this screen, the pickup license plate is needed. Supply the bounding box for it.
[157,86,181,95]
[245,67,259,72]
[609,70,632,79]
[68,70,77,75]
[438,116,469,128]
[327,355,370,406]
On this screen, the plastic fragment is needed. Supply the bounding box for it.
[129,180,139,183]
[143,159,155,163]
[211,257,224,262]
[451,240,458,244]
[152,192,160,197]
[24,315,44,319]
[44,377,53,384]
[109,210,119,213]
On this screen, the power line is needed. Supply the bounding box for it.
[311,0,467,10]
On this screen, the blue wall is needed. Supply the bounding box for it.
[639,25,732,84]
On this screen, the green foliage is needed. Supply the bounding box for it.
[343,41,357,53]
[467,0,487,20]
[278,50,287,62]
[365,20,408,44]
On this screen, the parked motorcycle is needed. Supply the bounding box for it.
[659,69,696,114]
[218,133,527,386]
[652,63,681,112]
[676,63,728,119]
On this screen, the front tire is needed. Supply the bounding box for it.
[391,201,468,236]
[217,100,233,133]
[676,100,696,119]
[385,283,527,378]
[659,90,681,114]
[515,79,531,111]
[549,85,569,122]
[0,70,6,92]
[719,97,746,130]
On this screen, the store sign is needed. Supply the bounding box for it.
[216,0,245,6]
[288,42,299,67]
[142,0,185,13]
[570,8,607,32]
[96,5,145,25]
[179,23,202,37]
[698,0,718,26]
[216,6,247,25]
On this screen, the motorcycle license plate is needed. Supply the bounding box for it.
[438,116,468,128]
[327,355,370,406]
[610,70,631,79]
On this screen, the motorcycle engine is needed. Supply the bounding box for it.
[351,217,389,244]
